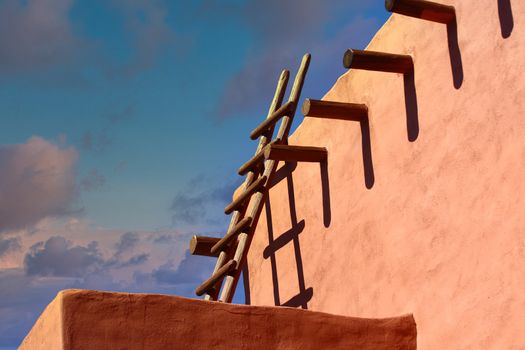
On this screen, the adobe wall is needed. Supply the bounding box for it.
[20,289,415,349]
[247,1,525,349]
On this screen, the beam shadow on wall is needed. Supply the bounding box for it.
[320,160,332,226]
[404,71,420,141]
[498,0,514,38]
[447,19,464,89]
[342,50,419,141]
[360,117,375,188]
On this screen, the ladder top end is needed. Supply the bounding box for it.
[385,0,396,12]
[301,53,312,67]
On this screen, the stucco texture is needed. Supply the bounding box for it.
[246,1,525,349]
[20,289,415,349]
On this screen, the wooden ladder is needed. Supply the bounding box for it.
[189,0,458,304]
[189,53,327,302]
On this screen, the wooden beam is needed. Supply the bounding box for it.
[302,99,368,121]
[385,0,455,24]
[224,175,267,215]
[264,144,327,163]
[211,216,253,255]
[189,236,220,257]
[343,49,413,74]
[250,102,295,140]
[195,259,236,296]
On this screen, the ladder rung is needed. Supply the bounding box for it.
[211,217,253,255]
[195,259,237,296]
[189,236,220,257]
[343,49,413,74]
[385,0,455,24]
[239,141,280,176]
[302,99,368,121]
[250,102,295,140]
[238,150,265,176]
[224,176,267,214]
[264,144,327,163]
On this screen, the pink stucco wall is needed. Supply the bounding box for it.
[247,1,525,348]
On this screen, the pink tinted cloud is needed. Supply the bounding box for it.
[0,137,78,232]
[0,0,79,72]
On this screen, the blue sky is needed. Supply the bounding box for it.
[0,0,389,347]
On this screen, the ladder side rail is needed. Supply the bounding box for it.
[219,54,311,303]
[203,69,290,300]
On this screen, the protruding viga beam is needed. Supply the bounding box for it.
[385,0,455,24]
[224,175,267,215]
[343,49,413,74]
[189,236,220,257]
[250,102,295,140]
[264,144,327,163]
[195,259,237,296]
[210,216,252,255]
[302,99,368,121]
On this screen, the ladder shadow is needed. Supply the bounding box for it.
[264,194,282,306]
[263,166,317,309]
[447,19,464,89]
[269,161,298,189]
[242,264,251,305]
[270,161,331,227]
[498,0,514,38]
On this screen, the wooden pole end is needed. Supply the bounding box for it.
[385,0,396,12]
[343,49,354,69]
[303,53,312,62]
[280,69,290,81]
[301,99,312,116]
[189,235,221,257]
[189,235,198,254]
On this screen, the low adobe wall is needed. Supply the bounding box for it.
[247,0,525,349]
[20,289,416,349]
